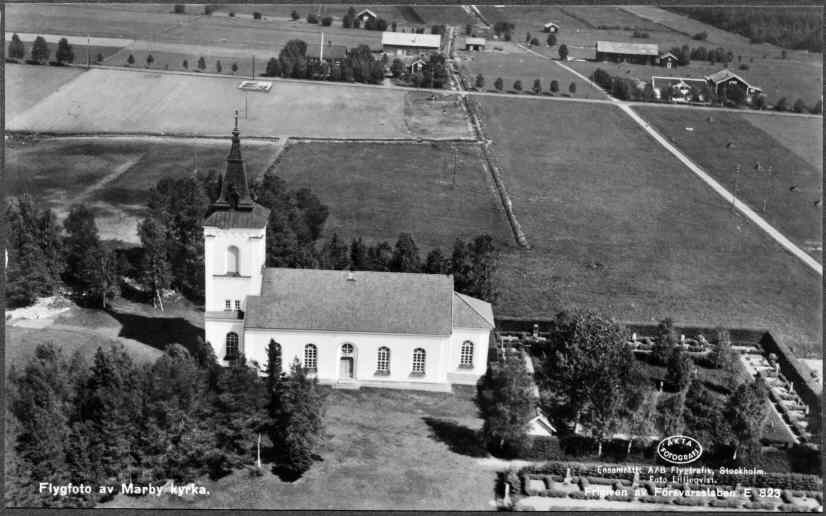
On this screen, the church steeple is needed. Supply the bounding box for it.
[212,111,254,211]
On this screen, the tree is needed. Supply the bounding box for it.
[683,380,731,454]
[652,317,677,365]
[215,60,222,73]
[390,58,404,78]
[146,54,154,67]
[550,79,559,93]
[425,248,449,274]
[774,97,787,112]
[476,354,535,458]
[137,216,172,310]
[62,205,114,307]
[494,77,503,91]
[467,234,496,301]
[279,39,308,78]
[475,73,485,90]
[264,57,281,77]
[530,37,540,46]
[349,238,369,271]
[127,54,135,66]
[8,34,25,60]
[513,80,522,92]
[792,98,807,113]
[342,6,356,28]
[558,44,568,61]
[623,389,658,455]
[306,13,319,24]
[95,53,103,63]
[182,59,188,69]
[811,99,822,114]
[542,311,645,456]
[707,327,734,369]
[319,233,350,270]
[547,33,557,47]
[664,347,693,392]
[173,4,185,14]
[532,78,541,95]
[270,359,326,480]
[291,10,300,20]
[568,82,576,95]
[450,238,473,293]
[723,379,769,461]
[391,233,421,272]
[321,16,333,27]
[31,36,49,63]
[231,62,238,74]
[197,56,206,71]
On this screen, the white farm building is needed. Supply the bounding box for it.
[203,120,494,392]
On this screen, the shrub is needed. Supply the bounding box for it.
[673,497,707,506]
[792,98,807,113]
[639,495,675,504]
[321,16,333,26]
[739,63,749,70]
[204,5,215,15]
[811,99,822,114]
[569,491,600,500]
[291,10,300,21]
[530,37,540,46]
[253,12,262,20]
[709,498,742,508]
[744,501,779,510]
[586,477,615,486]
[577,477,589,490]
[307,13,319,24]
[782,490,795,503]
[228,12,234,17]
[173,4,184,14]
[542,489,569,498]
[692,31,708,40]
[605,494,633,502]
[779,504,811,512]
[774,97,788,111]
[632,31,650,38]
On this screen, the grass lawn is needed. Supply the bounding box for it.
[476,96,821,358]
[8,68,471,139]
[6,137,282,243]
[559,6,678,32]
[5,326,163,372]
[633,106,822,261]
[4,63,86,119]
[102,386,497,510]
[476,5,593,32]
[568,58,823,106]
[457,49,607,99]
[273,141,512,251]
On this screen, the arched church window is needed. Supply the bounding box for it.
[460,341,474,368]
[225,332,239,362]
[341,343,354,356]
[304,344,318,372]
[376,347,390,375]
[226,246,240,275]
[411,348,426,375]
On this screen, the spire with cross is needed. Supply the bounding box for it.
[211,111,254,210]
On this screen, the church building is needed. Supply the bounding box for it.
[203,118,494,392]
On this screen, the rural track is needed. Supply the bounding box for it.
[620,103,823,276]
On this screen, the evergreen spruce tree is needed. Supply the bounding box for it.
[8,33,25,60]
[476,354,535,458]
[349,237,369,271]
[390,233,421,272]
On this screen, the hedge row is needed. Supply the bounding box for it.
[520,461,822,492]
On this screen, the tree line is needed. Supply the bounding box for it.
[261,39,385,85]
[670,6,822,52]
[478,311,771,467]
[6,339,325,507]
[7,34,74,65]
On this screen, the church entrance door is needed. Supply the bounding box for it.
[340,357,354,379]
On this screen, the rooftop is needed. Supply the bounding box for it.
[245,268,492,335]
[596,40,659,56]
[306,43,349,60]
[705,69,761,91]
[381,32,442,49]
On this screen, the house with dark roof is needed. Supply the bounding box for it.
[651,76,709,103]
[203,116,494,392]
[382,31,442,57]
[595,40,659,65]
[705,69,762,103]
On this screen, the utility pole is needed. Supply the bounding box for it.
[251,55,255,79]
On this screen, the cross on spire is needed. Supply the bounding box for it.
[234,110,239,131]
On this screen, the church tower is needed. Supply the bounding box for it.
[203,113,270,363]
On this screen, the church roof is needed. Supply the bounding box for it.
[245,268,491,335]
[203,113,270,229]
[453,292,495,329]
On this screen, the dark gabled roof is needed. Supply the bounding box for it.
[245,268,459,335]
[651,76,708,90]
[307,43,349,60]
[596,40,659,56]
[203,203,270,229]
[705,69,761,91]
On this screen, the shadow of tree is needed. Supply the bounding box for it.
[106,309,204,356]
[422,417,487,457]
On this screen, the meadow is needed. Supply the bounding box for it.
[568,58,822,106]
[272,141,512,251]
[4,63,85,119]
[740,114,823,171]
[8,69,472,139]
[475,97,821,358]
[102,386,496,510]
[457,48,607,99]
[633,106,822,261]
[6,137,283,243]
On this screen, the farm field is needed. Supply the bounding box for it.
[6,137,283,243]
[739,114,823,172]
[457,49,607,99]
[8,68,472,139]
[558,5,677,32]
[568,58,823,106]
[272,142,512,251]
[103,386,495,510]
[633,105,822,261]
[476,5,591,33]
[4,63,85,119]
[475,97,822,358]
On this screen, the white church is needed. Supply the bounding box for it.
[202,121,494,391]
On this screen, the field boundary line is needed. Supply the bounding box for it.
[517,44,614,101]
[621,103,822,276]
